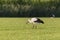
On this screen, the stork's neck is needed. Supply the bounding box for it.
[28,19,32,23]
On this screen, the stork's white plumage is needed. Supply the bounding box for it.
[28,18,37,24]
[26,17,44,28]
[31,18,38,22]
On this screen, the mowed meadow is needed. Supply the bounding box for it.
[0,18,60,40]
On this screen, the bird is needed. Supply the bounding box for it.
[26,17,44,28]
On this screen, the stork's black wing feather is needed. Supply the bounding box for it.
[34,18,44,24]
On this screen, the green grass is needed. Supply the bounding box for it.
[0,18,60,40]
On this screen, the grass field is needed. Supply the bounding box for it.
[0,18,60,40]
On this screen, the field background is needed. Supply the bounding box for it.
[0,18,60,40]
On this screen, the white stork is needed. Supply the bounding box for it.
[26,17,44,28]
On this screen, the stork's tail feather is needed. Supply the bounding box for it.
[40,20,44,24]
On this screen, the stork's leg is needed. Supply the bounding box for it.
[32,24,36,29]
[32,24,37,29]
[32,24,34,29]
[35,24,37,29]
[35,25,37,29]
